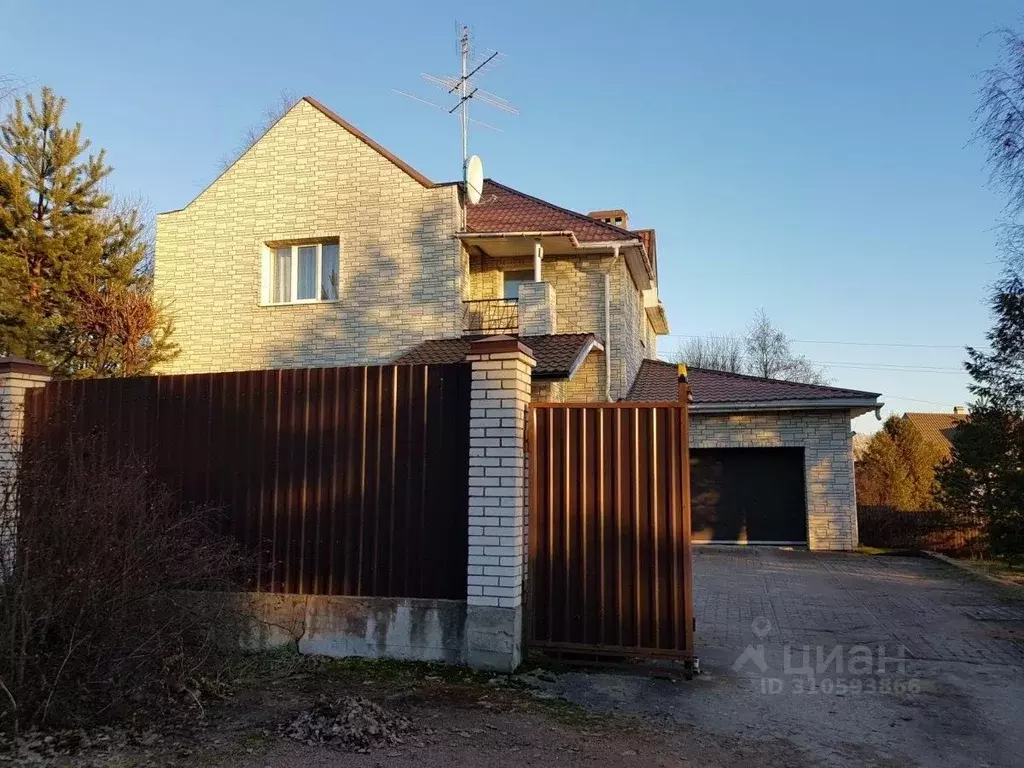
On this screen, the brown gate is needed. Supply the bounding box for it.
[527,398,693,662]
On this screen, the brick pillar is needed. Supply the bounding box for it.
[0,357,51,513]
[517,282,556,336]
[464,335,536,672]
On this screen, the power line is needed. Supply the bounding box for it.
[804,360,966,374]
[665,333,965,350]
[880,394,962,408]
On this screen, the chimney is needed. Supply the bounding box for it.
[588,209,629,230]
[953,406,966,416]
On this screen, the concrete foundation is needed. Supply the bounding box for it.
[465,604,523,672]
[245,593,467,664]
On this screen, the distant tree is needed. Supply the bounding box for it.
[857,416,944,510]
[744,309,829,384]
[976,29,1024,267]
[673,335,744,373]
[219,90,296,171]
[938,27,1024,558]
[937,274,1024,557]
[0,87,177,376]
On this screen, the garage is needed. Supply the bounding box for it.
[690,447,806,544]
[626,362,882,550]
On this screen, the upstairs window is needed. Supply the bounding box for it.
[502,269,534,300]
[264,242,339,304]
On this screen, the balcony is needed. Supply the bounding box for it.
[463,298,519,335]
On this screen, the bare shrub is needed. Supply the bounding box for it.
[0,432,253,730]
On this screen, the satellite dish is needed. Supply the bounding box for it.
[465,155,484,205]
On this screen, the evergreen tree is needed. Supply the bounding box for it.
[0,87,176,375]
[937,275,1024,557]
[856,416,944,511]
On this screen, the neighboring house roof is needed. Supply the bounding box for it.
[904,412,963,460]
[394,333,602,379]
[466,180,639,244]
[625,361,881,413]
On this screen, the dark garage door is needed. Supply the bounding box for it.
[690,448,806,544]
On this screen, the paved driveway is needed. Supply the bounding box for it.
[544,547,1024,767]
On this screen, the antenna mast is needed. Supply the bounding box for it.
[393,22,518,171]
[459,25,469,166]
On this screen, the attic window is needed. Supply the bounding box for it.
[263,241,339,305]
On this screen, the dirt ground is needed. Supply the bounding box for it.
[13,657,811,767]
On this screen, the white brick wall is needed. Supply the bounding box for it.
[690,409,858,551]
[466,340,535,608]
[155,99,463,374]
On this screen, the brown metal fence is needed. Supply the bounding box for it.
[527,399,694,661]
[857,505,987,557]
[22,364,471,599]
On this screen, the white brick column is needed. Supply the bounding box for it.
[517,282,556,336]
[464,335,535,672]
[0,357,51,515]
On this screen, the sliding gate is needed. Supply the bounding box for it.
[527,400,694,662]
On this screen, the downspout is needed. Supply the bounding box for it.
[604,245,621,402]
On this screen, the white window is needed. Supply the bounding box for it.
[502,269,534,300]
[263,242,339,304]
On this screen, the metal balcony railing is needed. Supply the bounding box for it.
[463,298,519,334]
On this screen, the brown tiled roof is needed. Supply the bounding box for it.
[633,228,657,281]
[904,412,963,459]
[466,180,639,243]
[393,333,599,379]
[624,362,881,405]
[625,359,679,401]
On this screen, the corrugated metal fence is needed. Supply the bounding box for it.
[23,364,471,599]
[527,400,694,660]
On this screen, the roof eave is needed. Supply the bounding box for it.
[691,398,883,418]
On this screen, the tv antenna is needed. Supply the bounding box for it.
[393,23,518,170]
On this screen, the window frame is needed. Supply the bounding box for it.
[501,269,535,301]
[262,240,340,306]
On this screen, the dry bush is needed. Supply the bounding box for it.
[0,434,253,730]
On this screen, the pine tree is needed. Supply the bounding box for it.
[938,275,1024,557]
[856,416,944,510]
[0,87,176,376]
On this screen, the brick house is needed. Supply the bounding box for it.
[155,96,880,550]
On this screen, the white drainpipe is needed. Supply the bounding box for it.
[604,245,621,402]
[533,241,543,281]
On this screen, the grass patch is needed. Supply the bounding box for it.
[969,559,1024,585]
[855,545,920,556]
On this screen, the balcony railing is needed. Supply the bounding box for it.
[463,298,518,334]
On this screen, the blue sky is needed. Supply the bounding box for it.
[2,0,1018,432]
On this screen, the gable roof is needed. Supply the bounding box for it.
[625,361,881,410]
[393,333,601,379]
[160,97,436,214]
[302,97,434,188]
[904,412,963,460]
[466,180,640,243]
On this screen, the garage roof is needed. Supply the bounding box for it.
[626,360,881,414]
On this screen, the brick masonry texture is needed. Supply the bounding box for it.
[469,253,652,400]
[466,345,535,610]
[155,100,464,374]
[517,281,556,336]
[0,368,51,516]
[689,410,858,551]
